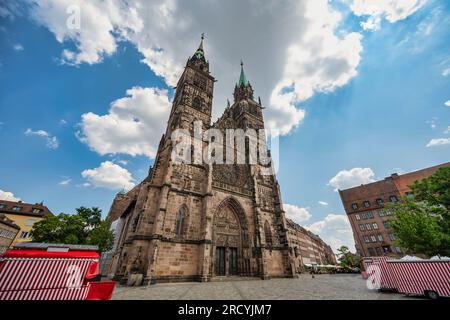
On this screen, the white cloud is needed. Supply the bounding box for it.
[318,201,329,206]
[426,137,450,148]
[58,178,71,186]
[30,0,143,65]
[81,161,135,191]
[284,204,312,224]
[305,214,355,252]
[445,100,450,107]
[350,0,428,31]
[29,0,366,136]
[443,69,450,77]
[13,43,24,51]
[78,86,171,158]
[0,189,21,201]
[25,128,59,149]
[328,167,375,191]
[59,119,67,125]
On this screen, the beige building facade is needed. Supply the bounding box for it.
[0,213,20,254]
[0,200,51,245]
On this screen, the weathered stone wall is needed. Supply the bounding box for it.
[266,250,285,276]
[154,242,200,280]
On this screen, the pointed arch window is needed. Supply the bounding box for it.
[192,96,202,110]
[175,207,186,235]
[264,221,273,247]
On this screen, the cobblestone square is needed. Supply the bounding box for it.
[112,274,416,300]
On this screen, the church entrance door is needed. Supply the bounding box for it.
[212,203,242,277]
[215,247,226,276]
[229,248,238,275]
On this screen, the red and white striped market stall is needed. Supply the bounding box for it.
[363,256,450,299]
[0,243,116,300]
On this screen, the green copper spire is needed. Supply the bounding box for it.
[194,33,205,59]
[238,60,249,87]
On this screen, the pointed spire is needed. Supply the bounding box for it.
[193,33,205,60]
[199,33,205,51]
[238,60,249,87]
[227,98,230,108]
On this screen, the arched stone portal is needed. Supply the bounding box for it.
[211,197,251,277]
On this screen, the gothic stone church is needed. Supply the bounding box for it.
[107,37,300,285]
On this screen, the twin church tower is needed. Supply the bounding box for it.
[107,35,298,284]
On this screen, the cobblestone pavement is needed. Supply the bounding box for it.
[112,274,417,300]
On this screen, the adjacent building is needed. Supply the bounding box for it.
[0,200,52,245]
[0,214,20,254]
[339,162,450,258]
[286,219,337,271]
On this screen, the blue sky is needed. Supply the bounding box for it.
[0,0,449,251]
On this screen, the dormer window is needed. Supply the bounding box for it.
[12,206,22,211]
[376,198,384,206]
[32,208,42,214]
[363,201,371,208]
[351,203,358,210]
[389,195,398,203]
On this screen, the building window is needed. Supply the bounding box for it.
[373,223,379,230]
[378,210,385,217]
[359,224,365,231]
[389,233,396,241]
[377,234,383,242]
[175,207,186,236]
[0,204,5,209]
[382,246,391,253]
[26,219,36,227]
[363,235,370,243]
[375,247,383,255]
[389,195,398,203]
[361,213,368,220]
[383,221,391,229]
[192,96,202,110]
[19,231,30,239]
[405,192,414,199]
[368,247,376,256]
[385,209,393,216]
[376,198,384,206]
[12,206,22,211]
[355,214,361,221]
[366,223,371,230]
[32,208,42,214]
[351,203,358,210]
[370,235,377,243]
[131,213,141,233]
[367,211,374,219]
[363,201,371,208]
[193,76,207,90]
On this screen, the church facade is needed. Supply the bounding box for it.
[106,37,333,285]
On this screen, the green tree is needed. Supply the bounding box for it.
[31,207,114,252]
[389,167,450,257]
[337,246,358,269]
